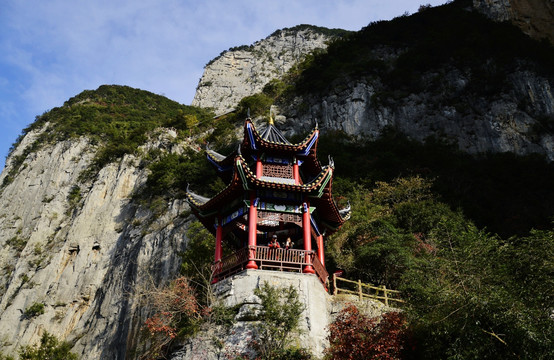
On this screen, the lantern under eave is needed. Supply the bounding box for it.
[186,117,350,287]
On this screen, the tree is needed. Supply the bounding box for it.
[251,282,307,360]
[140,276,201,359]
[181,221,216,306]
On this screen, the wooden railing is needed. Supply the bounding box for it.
[332,274,405,307]
[212,247,249,280]
[311,255,329,286]
[212,246,329,286]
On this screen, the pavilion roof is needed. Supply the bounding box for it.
[206,118,323,181]
[186,154,350,236]
[259,121,292,144]
[242,118,319,156]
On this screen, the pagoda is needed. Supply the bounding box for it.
[185,115,350,286]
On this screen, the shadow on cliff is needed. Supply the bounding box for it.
[83,196,190,359]
[318,130,554,238]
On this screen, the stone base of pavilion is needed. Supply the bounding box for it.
[213,269,331,357]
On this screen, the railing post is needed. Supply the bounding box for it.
[333,274,337,296]
[383,285,388,306]
[358,279,363,301]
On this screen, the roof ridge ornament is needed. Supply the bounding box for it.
[328,155,335,168]
[339,200,352,220]
[247,108,251,119]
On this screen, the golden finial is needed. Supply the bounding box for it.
[269,110,274,125]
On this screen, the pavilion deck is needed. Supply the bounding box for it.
[212,245,329,287]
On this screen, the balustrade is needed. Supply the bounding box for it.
[212,245,329,286]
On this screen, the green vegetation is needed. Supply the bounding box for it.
[288,0,554,99]
[4,85,214,186]
[143,150,224,199]
[325,168,554,358]
[318,130,554,238]
[180,221,216,305]
[6,236,27,254]
[66,185,82,215]
[24,302,45,318]
[269,24,351,39]
[19,331,77,360]
[310,126,554,358]
[250,282,310,360]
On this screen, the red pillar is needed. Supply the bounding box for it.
[215,218,223,262]
[302,202,315,274]
[212,218,223,283]
[316,234,324,267]
[246,192,258,269]
[293,158,300,184]
[256,157,263,178]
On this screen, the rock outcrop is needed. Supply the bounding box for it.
[170,270,392,360]
[192,26,346,115]
[191,4,554,161]
[473,0,554,44]
[278,68,554,160]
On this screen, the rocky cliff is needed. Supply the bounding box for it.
[192,2,554,161]
[473,0,554,44]
[0,23,349,357]
[0,125,193,359]
[191,25,348,115]
[2,1,554,358]
[278,67,554,161]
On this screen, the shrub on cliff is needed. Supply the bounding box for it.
[250,282,309,360]
[18,332,77,360]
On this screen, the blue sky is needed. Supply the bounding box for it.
[0,0,448,171]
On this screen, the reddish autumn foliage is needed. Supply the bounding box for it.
[141,276,202,358]
[326,305,410,360]
[144,312,177,339]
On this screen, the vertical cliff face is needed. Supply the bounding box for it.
[473,0,554,44]
[191,3,554,161]
[0,126,193,359]
[192,26,347,115]
[278,68,554,161]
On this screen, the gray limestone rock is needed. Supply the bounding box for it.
[192,28,340,115]
[0,128,194,359]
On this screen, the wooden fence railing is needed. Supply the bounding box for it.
[332,274,405,307]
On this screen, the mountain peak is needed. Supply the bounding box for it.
[192,25,348,115]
